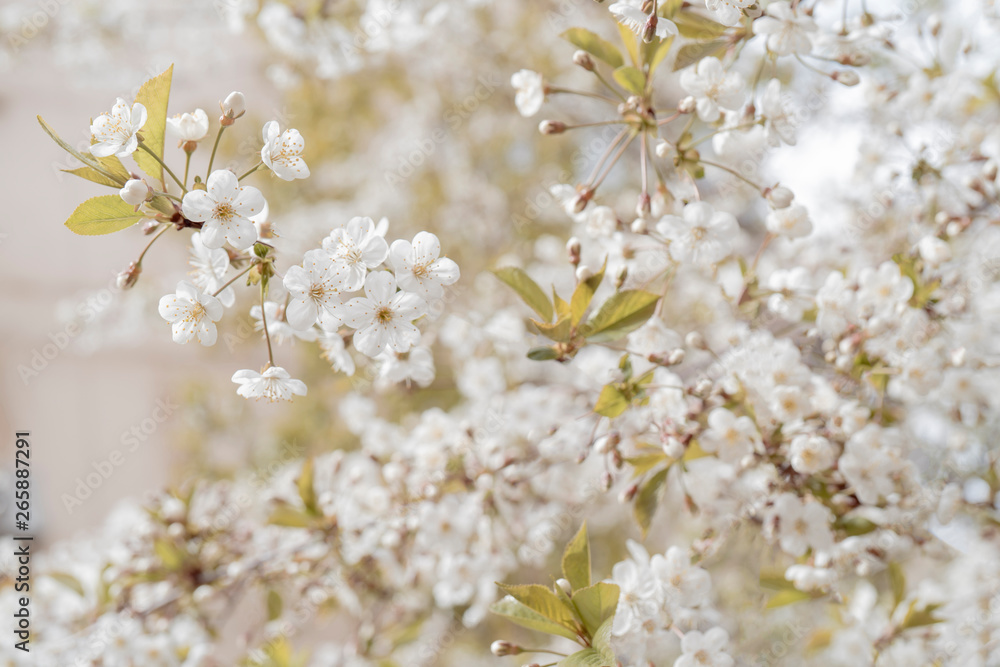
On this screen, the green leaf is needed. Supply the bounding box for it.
[901,601,943,630]
[558,648,613,667]
[39,115,125,185]
[496,583,579,629]
[533,315,573,342]
[613,66,646,95]
[626,452,669,477]
[888,562,905,613]
[267,589,284,621]
[594,383,629,418]
[298,457,318,515]
[554,289,572,321]
[591,616,616,662]
[528,346,560,361]
[835,514,878,537]
[494,267,554,322]
[634,466,670,535]
[582,290,660,343]
[64,195,146,236]
[645,36,676,78]
[766,589,812,609]
[47,572,85,596]
[570,260,607,326]
[490,596,582,643]
[673,10,729,40]
[153,538,184,571]
[62,166,122,188]
[132,64,174,183]
[672,39,728,71]
[571,582,620,636]
[561,523,591,591]
[561,27,624,68]
[268,504,317,528]
[617,23,640,67]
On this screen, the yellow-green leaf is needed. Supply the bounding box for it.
[626,452,669,477]
[62,166,122,188]
[561,27,624,68]
[590,616,616,662]
[268,504,316,528]
[533,315,573,342]
[528,346,561,361]
[64,195,145,236]
[571,260,607,326]
[490,596,582,642]
[558,648,613,667]
[613,66,646,96]
[645,35,676,79]
[673,39,728,71]
[561,523,591,592]
[888,562,905,613]
[673,10,729,40]
[635,466,670,535]
[494,267,554,322]
[132,64,174,183]
[298,457,318,515]
[582,290,660,343]
[267,589,283,621]
[47,572,85,596]
[617,23,640,67]
[901,601,943,630]
[496,583,579,629]
[571,582,620,636]
[153,538,184,571]
[765,589,812,609]
[594,383,629,418]
[39,115,125,185]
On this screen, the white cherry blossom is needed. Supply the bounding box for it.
[609,1,677,41]
[283,250,349,330]
[657,202,738,266]
[510,69,545,117]
[389,231,460,300]
[679,57,745,123]
[167,108,209,143]
[322,216,390,292]
[90,98,147,158]
[157,281,224,346]
[338,272,426,357]
[181,169,266,250]
[754,1,816,56]
[261,120,310,180]
[231,366,307,402]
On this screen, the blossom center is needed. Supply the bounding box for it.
[376,306,394,323]
[214,202,236,222]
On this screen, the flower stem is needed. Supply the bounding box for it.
[547,86,620,104]
[183,152,192,189]
[260,280,275,368]
[139,144,187,194]
[698,158,766,192]
[212,262,257,297]
[592,131,637,190]
[238,161,263,181]
[206,126,226,179]
[136,224,171,265]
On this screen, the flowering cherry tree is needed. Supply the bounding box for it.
[5,0,1000,665]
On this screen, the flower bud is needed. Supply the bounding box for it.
[630,216,648,234]
[220,91,246,125]
[918,236,951,266]
[619,483,639,503]
[576,265,594,282]
[490,641,521,657]
[539,120,566,135]
[556,578,573,595]
[116,261,142,290]
[615,266,628,289]
[119,178,150,206]
[667,348,685,365]
[573,50,596,71]
[142,220,160,235]
[566,237,582,265]
[766,185,795,209]
[636,192,651,218]
[678,96,697,114]
[832,70,860,87]
[642,15,658,43]
[982,159,998,182]
[685,331,707,350]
